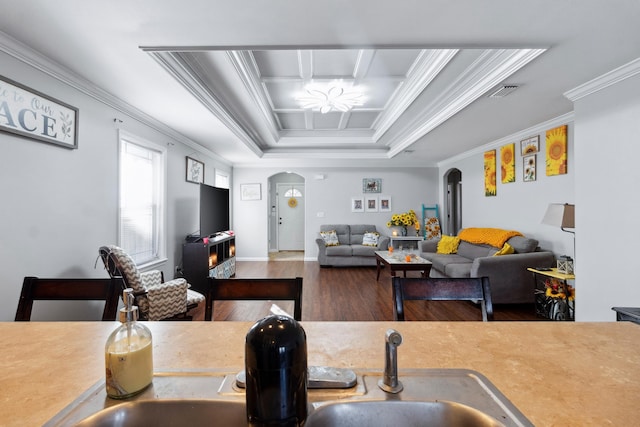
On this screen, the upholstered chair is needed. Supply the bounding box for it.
[99,245,205,320]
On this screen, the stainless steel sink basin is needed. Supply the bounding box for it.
[45,369,532,427]
[305,400,505,426]
[74,400,246,427]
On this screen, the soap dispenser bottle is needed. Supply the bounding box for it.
[245,314,308,426]
[105,288,153,399]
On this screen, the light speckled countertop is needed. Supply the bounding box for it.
[1,321,638,426]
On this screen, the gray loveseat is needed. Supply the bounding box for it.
[316,224,390,267]
[420,233,555,304]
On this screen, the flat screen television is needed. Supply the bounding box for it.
[199,183,230,238]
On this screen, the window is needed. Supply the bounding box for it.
[118,131,166,266]
[215,170,230,189]
[284,188,302,197]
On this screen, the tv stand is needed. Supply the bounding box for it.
[182,234,236,295]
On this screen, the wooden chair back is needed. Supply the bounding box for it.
[392,276,494,321]
[15,276,121,321]
[205,277,303,321]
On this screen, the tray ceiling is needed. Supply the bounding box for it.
[145,46,545,160]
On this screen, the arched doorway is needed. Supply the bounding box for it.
[445,168,462,236]
[268,172,305,255]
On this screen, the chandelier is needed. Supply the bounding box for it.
[296,83,364,114]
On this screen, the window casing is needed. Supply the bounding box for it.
[118,131,166,267]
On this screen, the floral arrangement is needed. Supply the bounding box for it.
[534,277,575,321]
[387,209,420,231]
[544,278,575,301]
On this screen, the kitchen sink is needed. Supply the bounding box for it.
[45,369,532,426]
[305,400,505,426]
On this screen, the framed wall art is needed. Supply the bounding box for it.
[379,195,392,212]
[520,135,539,155]
[362,178,381,193]
[186,156,204,184]
[240,183,262,201]
[546,125,568,176]
[0,74,79,149]
[351,197,364,213]
[484,149,497,197]
[365,196,379,212]
[523,154,536,182]
[500,143,515,184]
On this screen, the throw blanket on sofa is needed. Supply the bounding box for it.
[458,228,523,248]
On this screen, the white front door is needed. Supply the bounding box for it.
[277,183,305,251]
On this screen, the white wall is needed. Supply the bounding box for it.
[233,167,439,261]
[439,114,576,259]
[572,64,640,321]
[0,50,230,321]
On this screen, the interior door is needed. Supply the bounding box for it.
[277,183,305,251]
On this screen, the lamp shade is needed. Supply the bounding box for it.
[542,203,575,228]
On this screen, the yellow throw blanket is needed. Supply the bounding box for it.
[458,228,523,248]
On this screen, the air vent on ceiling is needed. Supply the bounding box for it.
[488,85,519,98]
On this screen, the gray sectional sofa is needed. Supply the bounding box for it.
[316,224,390,267]
[420,234,555,304]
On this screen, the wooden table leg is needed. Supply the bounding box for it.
[376,259,381,281]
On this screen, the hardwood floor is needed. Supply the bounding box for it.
[211,260,542,322]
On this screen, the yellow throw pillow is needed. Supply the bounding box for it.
[493,242,515,256]
[436,235,461,254]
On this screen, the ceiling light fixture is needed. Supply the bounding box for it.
[296,83,364,114]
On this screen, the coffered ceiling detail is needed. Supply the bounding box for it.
[145,47,545,160]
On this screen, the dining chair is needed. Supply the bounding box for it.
[205,277,303,321]
[392,276,494,321]
[15,276,121,321]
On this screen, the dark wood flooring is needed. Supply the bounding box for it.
[211,261,541,322]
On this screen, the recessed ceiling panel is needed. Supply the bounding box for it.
[313,112,343,129]
[357,80,403,109]
[254,50,301,78]
[312,50,359,77]
[367,50,422,77]
[346,112,379,129]
[277,112,306,130]
[264,81,305,110]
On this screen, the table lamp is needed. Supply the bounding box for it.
[542,203,575,273]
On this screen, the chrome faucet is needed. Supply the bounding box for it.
[378,329,403,393]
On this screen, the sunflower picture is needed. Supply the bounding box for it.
[523,154,536,182]
[520,135,539,155]
[484,149,496,196]
[500,143,516,183]
[546,125,568,176]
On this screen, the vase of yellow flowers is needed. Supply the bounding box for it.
[387,209,420,237]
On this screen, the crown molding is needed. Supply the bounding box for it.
[372,49,458,141]
[147,51,264,158]
[0,31,230,165]
[439,111,575,166]
[564,57,640,102]
[387,48,546,157]
[226,51,280,142]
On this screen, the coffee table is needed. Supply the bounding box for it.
[375,251,433,281]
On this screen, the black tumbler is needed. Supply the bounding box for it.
[245,314,308,426]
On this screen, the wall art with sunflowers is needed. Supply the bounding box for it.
[484,149,497,197]
[546,125,568,176]
[500,143,516,184]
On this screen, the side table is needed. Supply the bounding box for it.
[527,267,575,321]
[389,236,423,251]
